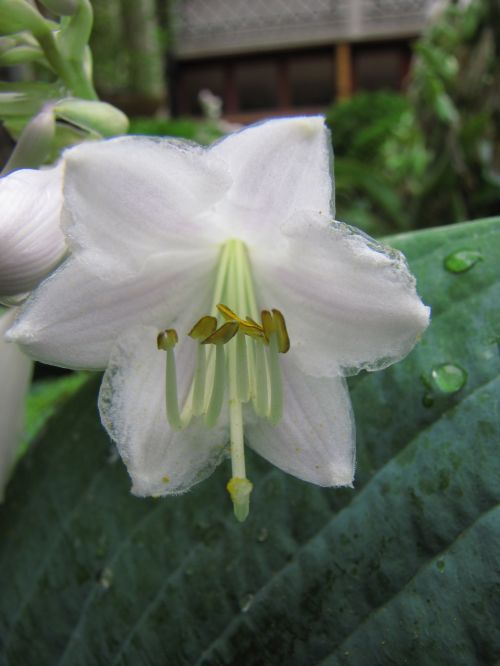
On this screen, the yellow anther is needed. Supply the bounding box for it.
[217,303,265,339]
[157,329,178,350]
[217,303,239,322]
[202,321,239,345]
[272,309,290,353]
[188,315,217,340]
[261,309,274,342]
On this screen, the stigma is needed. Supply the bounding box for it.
[156,239,289,522]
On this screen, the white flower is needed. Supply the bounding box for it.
[0,308,32,501]
[0,163,66,302]
[7,117,430,520]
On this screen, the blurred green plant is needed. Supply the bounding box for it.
[326,0,500,235]
[327,92,428,235]
[0,0,128,173]
[409,0,500,228]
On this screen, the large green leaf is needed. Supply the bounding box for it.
[0,218,499,665]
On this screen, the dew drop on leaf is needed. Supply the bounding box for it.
[431,363,467,393]
[444,249,482,273]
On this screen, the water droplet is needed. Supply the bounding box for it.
[444,249,482,273]
[431,363,467,393]
[436,558,445,573]
[256,527,269,543]
[98,567,113,590]
[239,593,254,613]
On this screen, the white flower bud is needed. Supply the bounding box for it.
[0,307,32,502]
[0,164,66,299]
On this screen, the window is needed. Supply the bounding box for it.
[235,60,278,111]
[289,53,335,107]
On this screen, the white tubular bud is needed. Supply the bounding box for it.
[0,307,33,502]
[0,163,66,299]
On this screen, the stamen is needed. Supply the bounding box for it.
[253,340,269,417]
[217,303,264,339]
[157,329,183,430]
[156,239,291,521]
[272,308,290,353]
[188,315,217,340]
[202,321,239,345]
[261,309,274,343]
[267,333,283,424]
[192,344,207,417]
[205,344,225,427]
[188,316,217,416]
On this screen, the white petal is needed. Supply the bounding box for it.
[61,136,230,277]
[253,212,430,378]
[0,308,33,501]
[7,245,218,370]
[210,116,333,244]
[98,325,228,496]
[245,356,355,486]
[0,164,66,298]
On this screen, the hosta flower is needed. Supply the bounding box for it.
[0,308,32,501]
[7,117,429,520]
[0,163,66,302]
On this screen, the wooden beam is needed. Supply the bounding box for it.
[277,57,291,110]
[336,42,353,100]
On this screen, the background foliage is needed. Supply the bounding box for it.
[327,0,500,236]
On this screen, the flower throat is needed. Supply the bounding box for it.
[157,239,289,521]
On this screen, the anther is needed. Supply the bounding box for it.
[188,315,217,340]
[202,320,239,345]
[272,309,290,353]
[157,328,178,350]
[217,303,265,339]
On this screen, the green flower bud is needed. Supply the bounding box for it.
[0,45,44,66]
[0,0,48,37]
[54,98,129,137]
[2,106,55,175]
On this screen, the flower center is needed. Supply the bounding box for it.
[156,239,289,521]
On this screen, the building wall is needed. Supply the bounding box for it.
[174,0,437,57]
[172,0,436,120]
